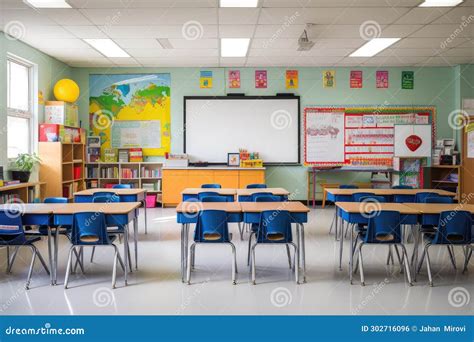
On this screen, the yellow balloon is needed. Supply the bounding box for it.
[54,79,80,103]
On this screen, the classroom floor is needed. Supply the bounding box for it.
[0,206,472,315]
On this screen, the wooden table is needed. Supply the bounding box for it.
[240,201,309,283]
[237,188,290,202]
[326,188,456,201]
[175,201,242,282]
[406,203,474,214]
[74,188,148,234]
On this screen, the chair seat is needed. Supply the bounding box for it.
[25,225,70,236]
[66,233,118,245]
[359,231,396,243]
[0,235,42,245]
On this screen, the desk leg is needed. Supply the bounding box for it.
[124,224,129,286]
[411,224,420,282]
[47,227,54,285]
[334,209,339,241]
[349,223,354,283]
[144,201,148,235]
[299,223,306,283]
[339,220,345,271]
[180,224,184,282]
[53,227,60,285]
[134,218,138,270]
[313,171,316,209]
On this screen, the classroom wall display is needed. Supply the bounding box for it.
[89,73,171,157]
[376,71,389,88]
[323,70,335,88]
[286,70,298,89]
[255,70,267,88]
[200,71,213,88]
[350,71,363,88]
[394,124,432,157]
[304,106,436,169]
[402,71,414,89]
[228,70,240,88]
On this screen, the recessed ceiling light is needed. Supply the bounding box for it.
[220,0,258,7]
[220,38,250,57]
[418,0,463,6]
[84,39,130,58]
[349,38,401,57]
[23,0,72,8]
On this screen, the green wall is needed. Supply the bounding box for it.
[0,33,72,176]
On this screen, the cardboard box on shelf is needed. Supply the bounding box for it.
[45,101,79,127]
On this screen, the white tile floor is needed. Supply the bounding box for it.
[0,206,472,315]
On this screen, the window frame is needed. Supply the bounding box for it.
[6,53,37,159]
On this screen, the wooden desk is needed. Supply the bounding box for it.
[176,201,241,213]
[237,188,290,196]
[180,188,237,195]
[406,203,474,214]
[74,188,146,197]
[240,201,309,213]
[335,202,420,215]
[326,188,456,197]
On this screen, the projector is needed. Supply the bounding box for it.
[297,30,315,51]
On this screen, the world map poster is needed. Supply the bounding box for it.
[89,73,171,157]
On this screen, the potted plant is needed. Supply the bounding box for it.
[11,153,41,183]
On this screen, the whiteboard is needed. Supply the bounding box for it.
[111,120,161,148]
[184,97,300,164]
[394,124,432,157]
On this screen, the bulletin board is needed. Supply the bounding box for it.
[304,106,436,169]
[111,120,161,149]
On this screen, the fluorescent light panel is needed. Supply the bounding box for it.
[220,0,258,7]
[349,38,401,57]
[23,0,71,8]
[84,39,130,58]
[419,0,463,6]
[220,38,250,57]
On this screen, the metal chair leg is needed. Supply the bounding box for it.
[393,245,403,273]
[7,246,19,274]
[35,249,50,275]
[112,245,118,289]
[229,242,237,285]
[73,247,85,274]
[447,245,457,270]
[64,246,75,289]
[25,245,37,290]
[290,242,299,284]
[400,244,413,286]
[237,223,243,241]
[285,244,292,269]
[424,244,433,287]
[247,232,254,266]
[116,247,125,272]
[90,246,96,263]
[186,243,195,285]
[358,243,365,286]
[251,243,257,285]
[6,247,10,273]
[191,244,195,270]
[463,247,472,273]
[417,248,426,275]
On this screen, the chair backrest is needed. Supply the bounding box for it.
[366,210,402,243]
[201,184,221,189]
[194,210,230,243]
[393,194,416,203]
[434,210,472,244]
[201,196,228,203]
[0,210,26,244]
[255,195,282,202]
[246,184,267,189]
[423,196,453,204]
[352,192,375,202]
[197,191,219,201]
[44,197,68,203]
[256,210,292,242]
[415,192,440,203]
[358,195,386,203]
[251,192,271,202]
[392,185,413,189]
[339,184,358,189]
[92,192,119,203]
[112,184,132,189]
[70,212,111,245]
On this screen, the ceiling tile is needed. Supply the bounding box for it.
[378,48,443,57]
[261,0,422,7]
[68,0,217,8]
[1,9,57,26]
[431,6,474,24]
[219,25,255,38]
[39,9,93,25]
[100,25,218,39]
[394,8,451,25]
[168,38,218,48]
[393,37,469,48]
[125,48,218,57]
[219,8,260,25]
[254,24,307,38]
[64,25,107,38]
[113,38,162,48]
[410,24,473,38]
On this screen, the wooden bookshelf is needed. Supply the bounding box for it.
[0,182,46,203]
[39,142,86,200]
[424,165,461,201]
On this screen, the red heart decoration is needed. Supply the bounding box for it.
[405,135,422,152]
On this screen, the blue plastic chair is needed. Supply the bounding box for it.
[187,210,237,285]
[392,185,413,189]
[65,212,125,289]
[417,210,472,286]
[112,184,132,189]
[354,210,412,286]
[423,196,453,204]
[92,192,119,203]
[0,209,50,289]
[246,184,267,189]
[251,192,272,202]
[254,195,282,202]
[201,184,222,189]
[197,191,219,201]
[352,192,375,202]
[201,196,228,203]
[249,210,299,284]
[393,194,416,203]
[339,185,359,189]
[415,192,440,203]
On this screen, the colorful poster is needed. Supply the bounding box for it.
[376,70,389,88]
[467,123,474,158]
[350,70,363,88]
[200,71,212,88]
[228,70,240,88]
[286,70,298,89]
[402,71,414,89]
[89,73,171,157]
[323,70,335,88]
[255,70,267,88]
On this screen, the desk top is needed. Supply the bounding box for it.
[406,203,474,214]
[176,202,241,213]
[335,202,420,215]
[326,188,455,197]
[236,188,290,196]
[181,188,237,195]
[74,188,146,196]
[240,201,309,213]
[0,182,45,192]
[0,202,141,215]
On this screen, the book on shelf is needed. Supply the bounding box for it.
[121,168,139,179]
[118,149,129,163]
[142,181,160,191]
[87,166,99,179]
[140,167,162,178]
[101,166,119,179]
[0,193,20,204]
[88,180,98,188]
[129,148,143,162]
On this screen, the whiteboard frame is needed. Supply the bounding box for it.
[183,96,301,165]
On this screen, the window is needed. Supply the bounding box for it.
[7,56,33,159]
